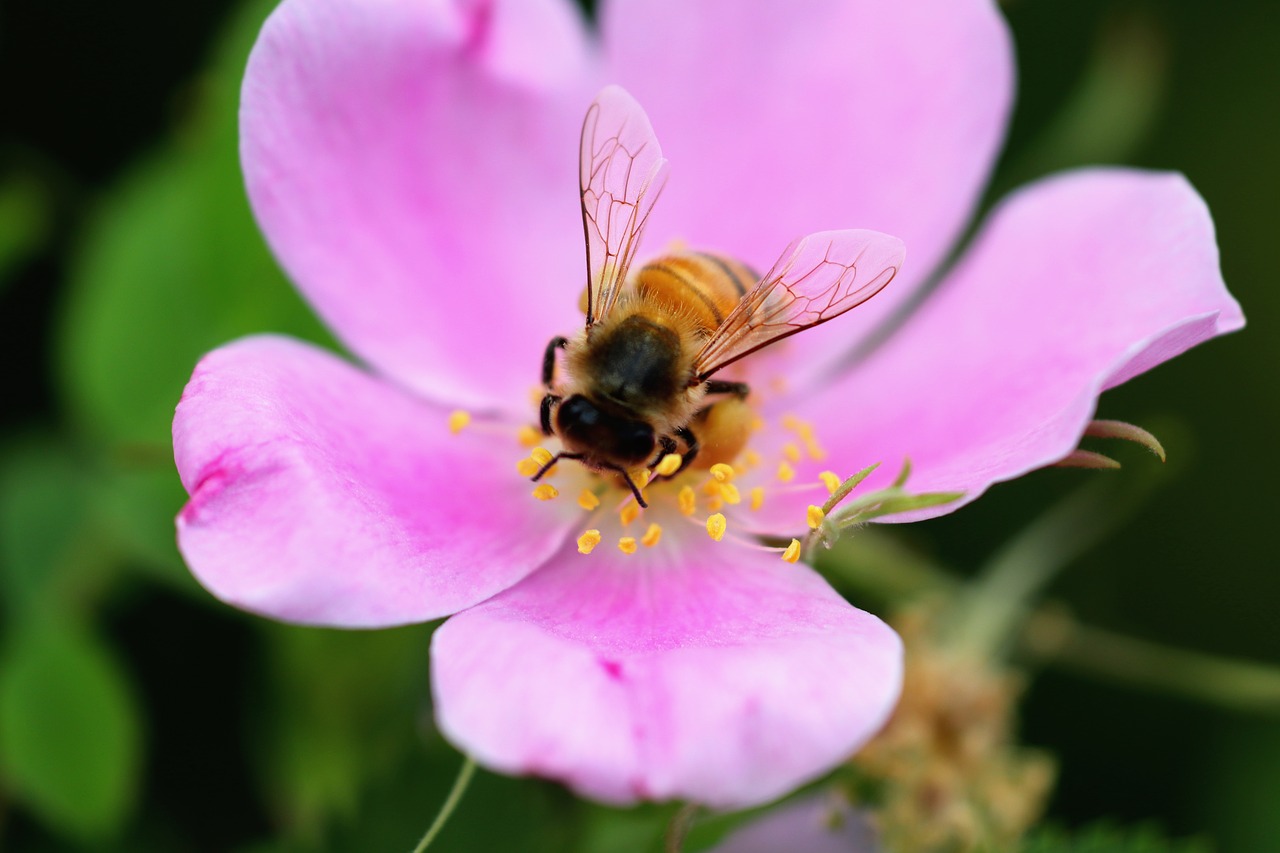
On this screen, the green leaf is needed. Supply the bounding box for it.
[1022,823,1212,853]
[0,171,53,289]
[57,0,332,449]
[0,615,142,841]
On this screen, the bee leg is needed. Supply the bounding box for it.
[674,425,700,474]
[542,336,569,387]
[598,462,648,508]
[532,451,583,482]
[704,380,750,399]
[540,393,561,436]
[650,435,679,470]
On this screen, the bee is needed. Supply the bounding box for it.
[536,86,904,507]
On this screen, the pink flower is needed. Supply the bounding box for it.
[173,0,1242,809]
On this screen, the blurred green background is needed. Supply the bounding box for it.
[0,0,1276,850]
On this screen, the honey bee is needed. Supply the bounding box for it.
[536,86,905,506]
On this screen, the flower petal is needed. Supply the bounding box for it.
[708,792,877,853]
[241,0,598,413]
[174,335,579,627]
[757,169,1243,526]
[432,532,902,807]
[602,0,1013,373]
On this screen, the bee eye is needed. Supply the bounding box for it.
[618,422,655,463]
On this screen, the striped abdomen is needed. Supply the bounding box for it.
[631,253,758,336]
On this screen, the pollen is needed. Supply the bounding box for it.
[720,482,742,505]
[630,468,653,490]
[743,449,763,469]
[783,442,802,463]
[751,416,765,432]
[532,484,559,501]
[530,447,554,466]
[517,425,542,447]
[806,504,826,529]
[781,538,802,563]
[705,495,724,512]
[618,537,638,555]
[804,436,827,461]
[749,486,765,510]
[516,457,541,477]
[619,502,640,526]
[706,513,727,542]
[641,523,662,547]
[577,489,601,511]
[819,470,842,494]
[678,485,697,516]
[577,529,602,554]
[447,410,471,434]
[655,453,683,477]
[710,463,736,483]
[777,461,796,482]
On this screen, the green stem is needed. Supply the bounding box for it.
[1023,610,1280,714]
[411,755,477,853]
[664,803,699,853]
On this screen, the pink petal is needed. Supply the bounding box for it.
[431,532,902,807]
[602,0,1013,374]
[756,169,1243,526]
[174,336,579,627]
[708,792,876,853]
[241,0,599,414]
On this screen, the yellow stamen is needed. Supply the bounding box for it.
[577,529,602,554]
[706,513,727,542]
[530,447,554,466]
[678,485,697,516]
[655,453,683,477]
[751,416,765,432]
[447,410,471,434]
[619,502,640,526]
[705,495,724,512]
[781,538,802,563]
[710,463,736,483]
[641,523,662,547]
[517,425,542,447]
[577,489,601,511]
[703,479,722,497]
[533,484,559,501]
[749,486,765,511]
[720,483,742,505]
[777,461,796,482]
[781,413,801,431]
[630,468,652,489]
[744,449,763,469]
[804,437,828,461]
[783,442,802,463]
[819,470,842,495]
[516,457,541,477]
[806,505,826,529]
[618,537,638,555]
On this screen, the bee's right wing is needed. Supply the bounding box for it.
[579,85,670,327]
[692,230,905,380]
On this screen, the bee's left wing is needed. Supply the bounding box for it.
[693,230,905,380]
[580,85,670,327]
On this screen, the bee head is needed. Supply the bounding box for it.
[556,394,655,468]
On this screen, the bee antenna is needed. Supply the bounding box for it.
[531,452,583,481]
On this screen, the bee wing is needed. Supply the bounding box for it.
[693,230,905,380]
[580,85,670,327]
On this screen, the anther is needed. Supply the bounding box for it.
[577,489,601,511]
[619,503,640,526]
[749,486,765,510]
[533,484,559,501]
[706,495,724,512]
[655,453,683,477]
[517,425,542,447]
[710,463,736,483]
[720,483,742,505]
[530,447,554,466]
[448,410,471,434]
[744,450,763,469]
[706,513,727,542]
[641,523,662,547]
[806,505,826,529]
[618,537,638,555]
[678,485,697,516]
[516,457,541,477]
[577,529,602,554]
[819,471,841,494]
[783,443,802,463]
[781,539,802,563]
[777,461,796,482]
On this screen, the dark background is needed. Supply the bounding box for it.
[1,0,1277,850]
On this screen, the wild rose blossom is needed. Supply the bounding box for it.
[173,0,1242,808]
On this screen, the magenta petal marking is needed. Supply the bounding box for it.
[431,536,902,808]
[753,169,1243,527]
[174,335,578,627]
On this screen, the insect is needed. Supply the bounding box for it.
[535,85,904,507]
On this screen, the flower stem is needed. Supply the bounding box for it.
[664,803,699,853]
[411,755,477,853]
